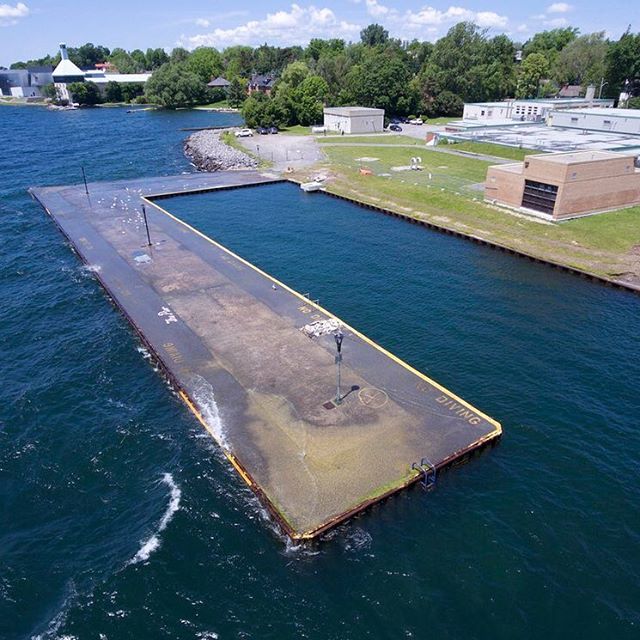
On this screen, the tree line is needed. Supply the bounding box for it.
[10,23,640,117]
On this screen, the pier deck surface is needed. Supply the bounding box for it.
[31,171,501,539]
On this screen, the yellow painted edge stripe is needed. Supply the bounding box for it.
[179,390,254,488]
[146,195,502,437]
[143,174,278,200]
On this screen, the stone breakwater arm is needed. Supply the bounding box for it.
[184,129,258,172]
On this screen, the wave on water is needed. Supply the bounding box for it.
[30,580,78,640]
[128,473,181,565]
[190,375,227,449]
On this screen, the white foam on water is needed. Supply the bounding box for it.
[136,345,151,358]
[190,375,228,449]
[31,581,78,640]
[128,473,181,565]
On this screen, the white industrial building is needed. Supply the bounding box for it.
[52,43,151,102]
[549,108,640,135]
[462,96,614,125]
[323,106,384,134]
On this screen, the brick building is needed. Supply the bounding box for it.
[485,151,640,220]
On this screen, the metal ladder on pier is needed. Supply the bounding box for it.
[412,457,437,490]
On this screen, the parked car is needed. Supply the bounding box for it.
[256,126,269,135]
[235,128,253,137]
[409,118,424,125]
[389,123,403,132]
[269,126,279,134]
[311,125,327,133]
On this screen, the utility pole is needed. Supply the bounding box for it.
[334,329,344,404]
[141,203,152,246]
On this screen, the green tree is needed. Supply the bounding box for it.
[68,81,102,105]
[109,48,141,74]
[228,77,247,107]
[242,93,269,127]
[187,47,223,83]
[104,81,123,102]
[315,53,352,104]
[242,93,290,127]
[71,43,111,68]
[41,83,58,100]
[131,49,147,70]
[417,23,513,106]
[170,47,190,63]
[605,29,640,98]
[346,49,416,116]
[429,90,463,117]
[516,52,550,98]
[305,38,345,62]
[121,82,145,102]
[277,60,310,91]
[555,32,608,86]
[145,48,169,70]
[360,24,389,47]
[523,27,579,61]
[145,62,205,108]
[223,46,254,78]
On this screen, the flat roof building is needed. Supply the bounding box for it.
[323,106,384,134]
[462,97,614,125]
[485,150,640,220]
[549,108,640,136]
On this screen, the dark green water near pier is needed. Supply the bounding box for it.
[1,105,638,639]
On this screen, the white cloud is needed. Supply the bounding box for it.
[547,3,572,13]
[516,23,529,33]
[0,2,29,26]
[402,6,508,30]
[475,11,509,28]
[180,3,512,50]
[180,4,360,49]
[365,0,392,17]
[545,17,568,26]
[405,6,473,26]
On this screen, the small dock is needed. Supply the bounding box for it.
[31,171,501,540]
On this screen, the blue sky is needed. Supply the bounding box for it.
[0,1,635,66]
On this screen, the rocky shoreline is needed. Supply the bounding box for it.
[184,129,257,171]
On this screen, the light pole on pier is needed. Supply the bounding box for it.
[334,329,344,404]
[141,203,152,247]
[81,166,89,195]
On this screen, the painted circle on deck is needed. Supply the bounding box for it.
[358,387,389,409]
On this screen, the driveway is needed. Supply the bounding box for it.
[237,133,325,171]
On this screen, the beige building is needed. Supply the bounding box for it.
[485,151,640,220]
[323,107,384,134]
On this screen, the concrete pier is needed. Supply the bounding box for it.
[31,171,501,539]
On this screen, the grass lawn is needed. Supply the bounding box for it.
[323,144,489,183]
[425,117,461,124]
[319,134,423,146]
[440,140,529,161]
[220,131,272,168]
[279,125,341,136]
[314,143,640,280]
[195,99,236,110]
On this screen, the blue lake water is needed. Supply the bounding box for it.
[1,105,639,639]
